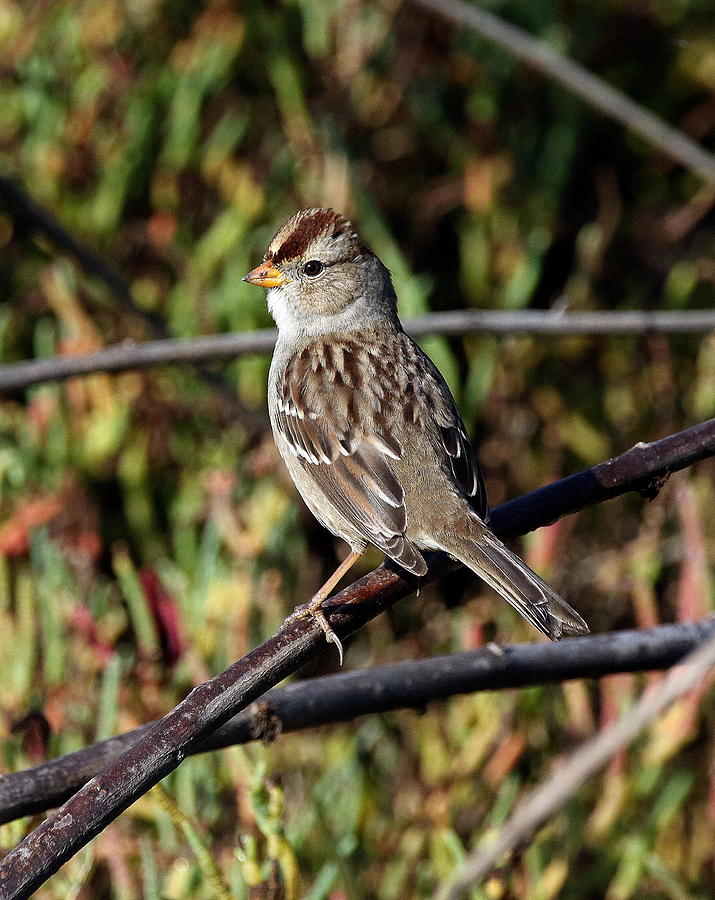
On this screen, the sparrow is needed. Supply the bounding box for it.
[244,208,588,661]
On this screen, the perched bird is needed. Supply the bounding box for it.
[244,208,588,661]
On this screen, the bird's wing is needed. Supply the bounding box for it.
[397,334,489,522]
[273,337,428,574]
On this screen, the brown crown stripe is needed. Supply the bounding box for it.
[272,209,349,264]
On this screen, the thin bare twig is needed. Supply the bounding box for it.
[2,619,713,825]
[0,176,266,430]
[413,0,715,184]
[0,418,714,898]
[1,309,714,393]
[0,176,160,330]
[434,630,715,900]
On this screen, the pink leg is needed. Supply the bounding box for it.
[283,548,365,664]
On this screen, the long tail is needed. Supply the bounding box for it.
[438,521,589,640]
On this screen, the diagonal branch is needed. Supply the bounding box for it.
[0,176,159,331]
[413,0,715,185]
[2,618,713,825]
[1,309,715,394]
[0,418,714,898]
[0,175,266,431]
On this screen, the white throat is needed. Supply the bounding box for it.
[267,286,395,342]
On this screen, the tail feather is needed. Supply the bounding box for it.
[440,525,588,640]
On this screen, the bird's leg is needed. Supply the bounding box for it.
[283,548,365,664]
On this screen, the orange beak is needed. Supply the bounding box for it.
[242,259,288,288]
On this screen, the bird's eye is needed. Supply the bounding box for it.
[302,260,324,277]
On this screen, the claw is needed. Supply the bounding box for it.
[283,599,344,665]
[281,548,364,665]
[320,617,344,666]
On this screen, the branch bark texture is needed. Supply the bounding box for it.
[1,619,713,825]
[0,418,713,898]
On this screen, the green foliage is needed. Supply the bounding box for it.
[1,0,715,897]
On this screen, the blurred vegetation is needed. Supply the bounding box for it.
[0,0,715,897]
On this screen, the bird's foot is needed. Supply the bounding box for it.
[283,597,344,665]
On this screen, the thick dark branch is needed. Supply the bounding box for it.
[1,310,714,393]
[413,0,715,185]
[0,418,713,899]
[2,619,713,825]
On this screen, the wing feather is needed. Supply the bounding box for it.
[272,332,489,572]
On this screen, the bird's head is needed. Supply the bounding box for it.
[243,208,398,337]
